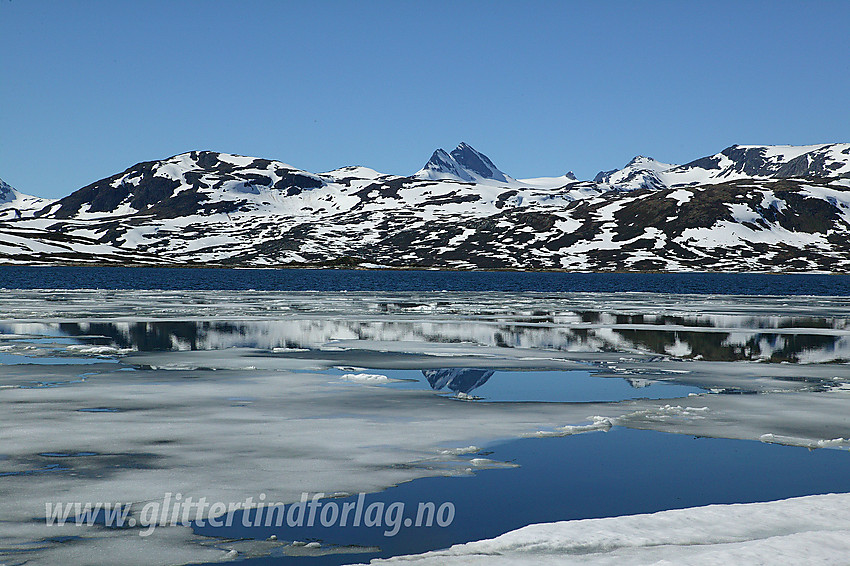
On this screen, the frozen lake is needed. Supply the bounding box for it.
[1,282,849,565]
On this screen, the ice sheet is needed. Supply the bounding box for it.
[1,290,848,565]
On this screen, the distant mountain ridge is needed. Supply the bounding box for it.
[661,143,850,186]
[1,142,850,272]
[590,144,850,193]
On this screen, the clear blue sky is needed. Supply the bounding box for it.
[2,0,849,198]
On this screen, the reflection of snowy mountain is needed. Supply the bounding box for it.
[625,378,656,389]
[32,301,850,365]
[422,368,495,394]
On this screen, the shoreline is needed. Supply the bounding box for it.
[0,262,846,276]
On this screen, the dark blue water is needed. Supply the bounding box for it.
[194,428,850,565]
[2,266,850,295]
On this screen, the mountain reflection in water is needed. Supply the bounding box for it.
[423,368,495,394]
[0,306,842,364]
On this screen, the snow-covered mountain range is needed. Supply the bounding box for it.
[1,142,850,271]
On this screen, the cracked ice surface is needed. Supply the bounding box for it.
[0,290,849,565]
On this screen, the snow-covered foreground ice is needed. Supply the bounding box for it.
[360,492,850,566]
[0,290,849,565]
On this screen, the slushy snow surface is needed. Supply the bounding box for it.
[360,493,850,566]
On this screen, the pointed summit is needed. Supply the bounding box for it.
[594,155,675,191]
[415,143,513,184]
[0,177,15,205]
[625,155,657,167]
[449,142,509,183]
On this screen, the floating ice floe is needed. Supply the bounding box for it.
[527,416,614,438]
[340,373,393,384]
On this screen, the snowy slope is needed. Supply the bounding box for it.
[593,156,675,192]
[364,493,850,566]
[660,143,850,187]
[2,143,850,271]
[0,177,53,220]
[590,144,850,192]
[517,172,577,189]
